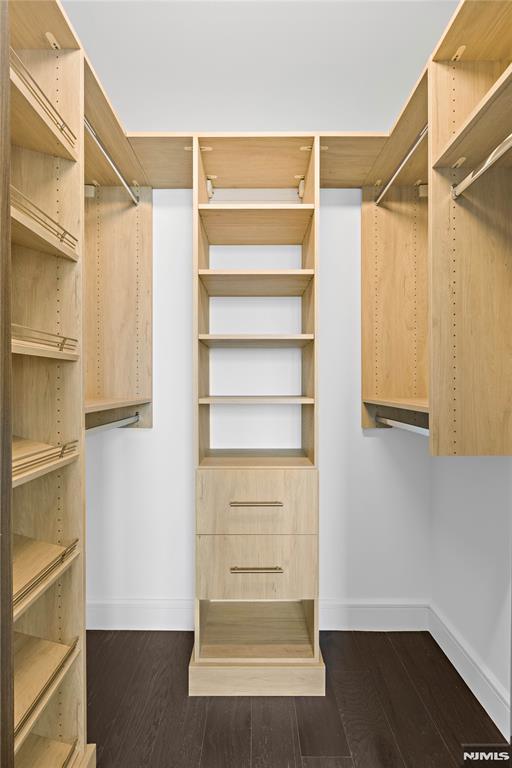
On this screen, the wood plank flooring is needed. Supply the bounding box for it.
[86,630,505,768]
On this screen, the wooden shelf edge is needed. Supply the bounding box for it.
[199,334,314,348]
[10,65,78,163]
[199,396,315,405]
[11,205,79,262]
[199,450,315,468]
[84,397,151,414]
[198,203,315,211]
[13,547,80,623]
[363,397,429,414]
[12,340,79,362]
[14,644,80,755]
[12,452,79,489]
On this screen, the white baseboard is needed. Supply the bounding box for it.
[86,597,509,739]
[87,598,195,631]
[319,598,429,631]
[87,597,430,632]
[428,605,510,740]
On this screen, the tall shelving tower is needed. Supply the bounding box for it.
[189,135,324,695]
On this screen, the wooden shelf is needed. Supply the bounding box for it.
[364,397,429,414]
[200,449,314,468]
[84,396,151,414]
[127,133,193,188]
[435,61,512,170]
[13,535,78,613]
[199,269,314,296]
[84,56,148,186]
[320,133,387,188]
[15,734,76,768]
[364,69,427,187]
[11,186,78,262]
[199,396,314,405]
[198,204,314,245]
[432,0,512,62]
[10,49,77,161]
[198,135,314,189]
[199,334,314,348]
[199,601,315,661]
[12,325,78,362]
[14,633,78,738]
[12,437,79,489]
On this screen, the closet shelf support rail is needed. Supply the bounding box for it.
[86,414,140,434]
[84,117,139,205]
[376,416,429,437]
[375,124,428,206]
[451,130,512,199]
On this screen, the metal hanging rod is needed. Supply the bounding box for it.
[452,130,512,200]
[84,117,139,206]
[375,124,428,206]
[86,414,140,434]
[376,416,429,437]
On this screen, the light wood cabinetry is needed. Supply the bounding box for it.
[191,135,324,695]
[2,2,95,765]
[196,468,318,534]
[361,0,512,455]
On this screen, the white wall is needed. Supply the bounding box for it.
[71,0,510,738]
[86,188,432,631]
[430,459,511,735]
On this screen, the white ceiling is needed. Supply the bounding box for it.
[64,0,457,132]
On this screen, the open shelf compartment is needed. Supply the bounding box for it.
[198,600,317,662]
[11,186,79,262]
[13,535,78,615]
[10,48,77,162]
[15,733,77,768]
[14,632,78,740]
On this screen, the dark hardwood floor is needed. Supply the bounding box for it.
[87,630,505,768]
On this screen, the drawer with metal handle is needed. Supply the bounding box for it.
[196,534,317,599]
[196,469,318,534]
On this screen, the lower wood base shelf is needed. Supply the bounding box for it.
[15,734,77,768]
[189,649,325,696]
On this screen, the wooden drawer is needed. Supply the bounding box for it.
[196,534,317,599]
[196,469,318,534]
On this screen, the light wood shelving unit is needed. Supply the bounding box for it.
[83,61,153,432]
[4,2,96,766]
[190,134,324,695]
[1,0,510,751]
[361,0,512,455]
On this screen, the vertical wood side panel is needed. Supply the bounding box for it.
[0,0,13,764]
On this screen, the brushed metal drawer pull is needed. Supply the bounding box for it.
[229,501,283,508]
[230,566,284,574]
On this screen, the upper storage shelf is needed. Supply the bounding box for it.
[199,269,314,296]
[10,48,78,162]
[432,0,512,61]
[319,133,387,188]
[199,204,314,245]
[364,68,428,190]
[11,185,79,262]
[434,61,512,170]
[198,135,314,189]
[84,57,148,186]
